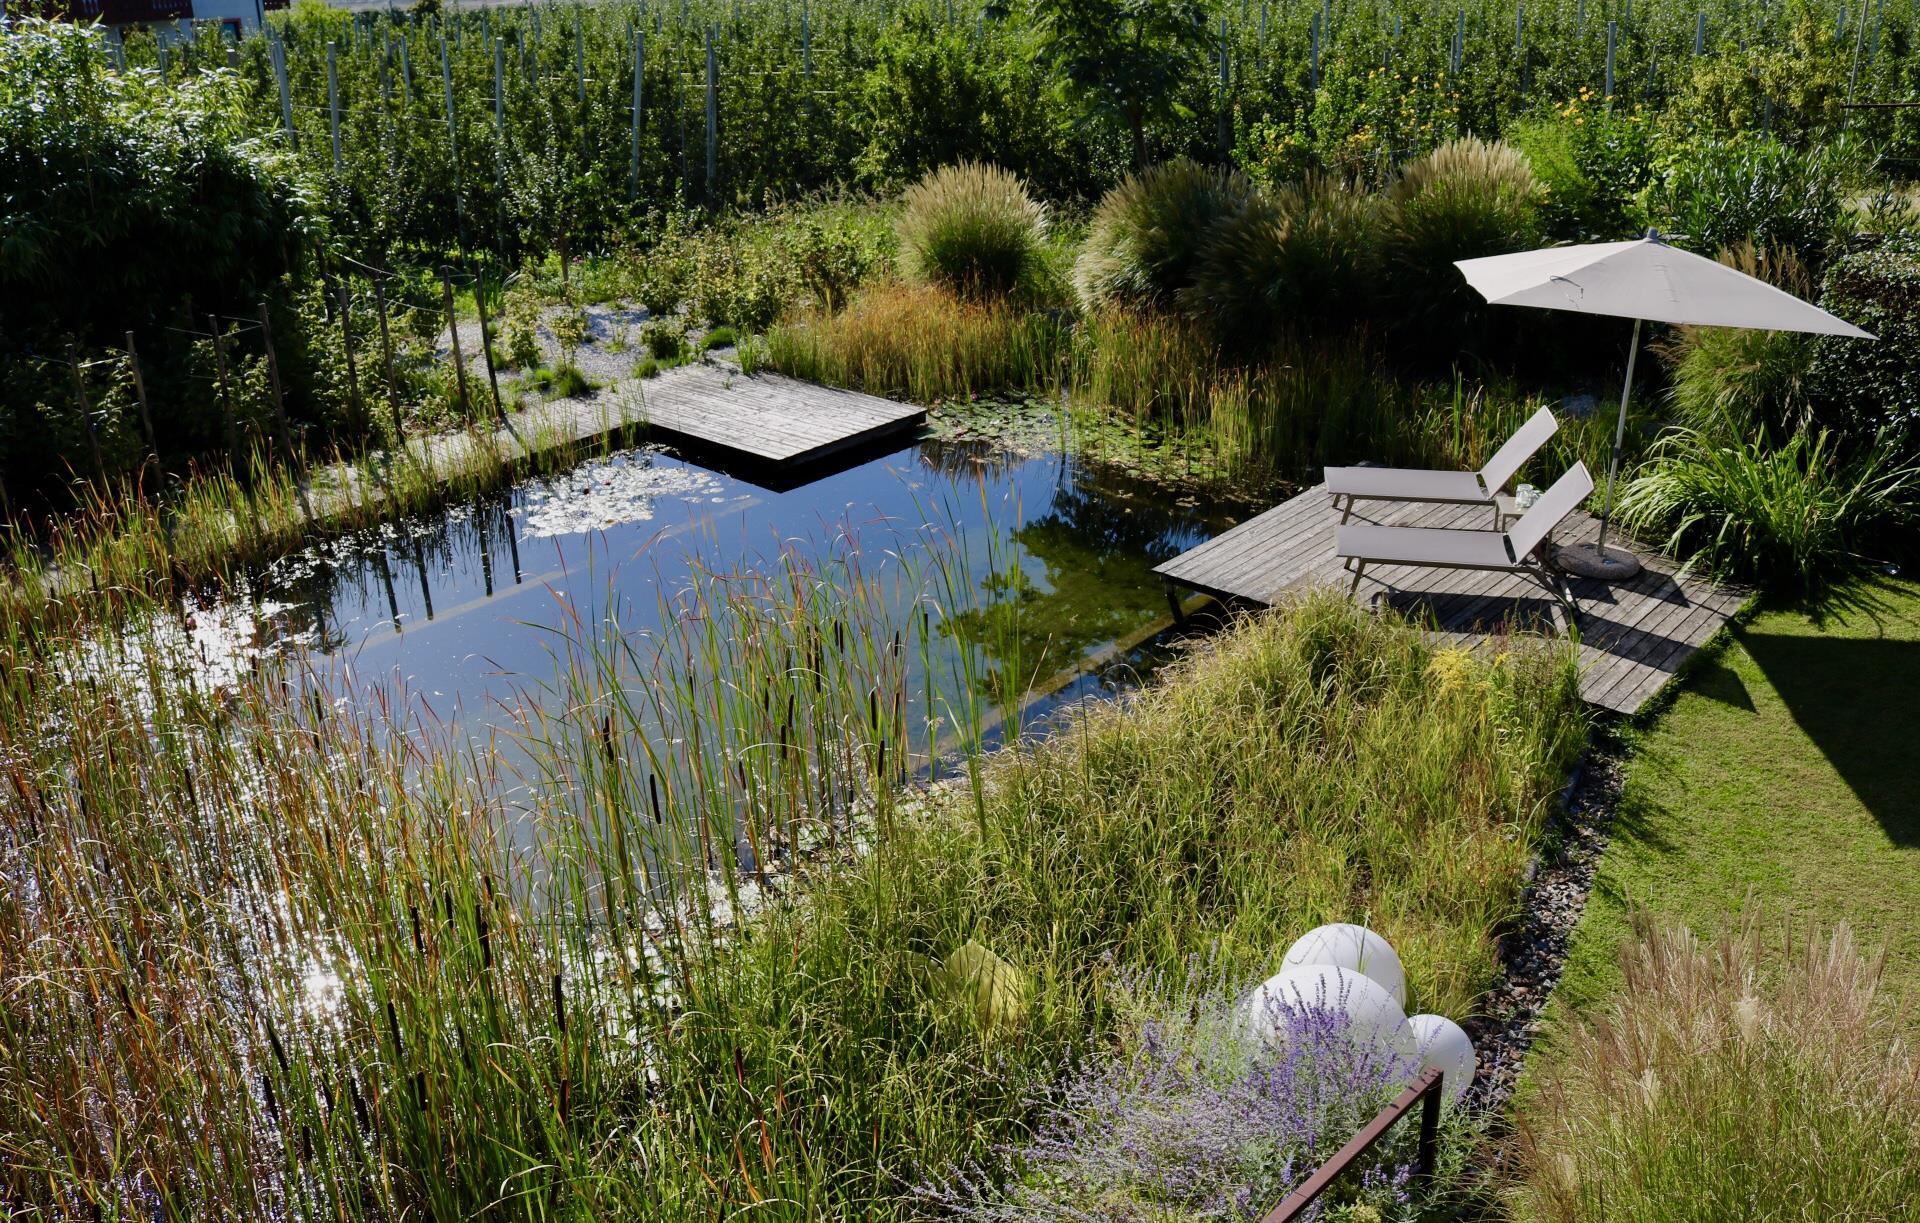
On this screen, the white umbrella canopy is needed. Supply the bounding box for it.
[1453,232,1875,579]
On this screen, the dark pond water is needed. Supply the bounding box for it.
[230,426,1242,756]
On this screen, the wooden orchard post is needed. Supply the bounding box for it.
[256,303,311,523]
[1605,20,1617,100]
[470,266,507,424]
[372,273,405,448]
[68,346,108,485]
[1309,10,1320,90]
[123,332,160,490]
[442,269,472,418]
[208,314,240,461]
[336,277,366,434]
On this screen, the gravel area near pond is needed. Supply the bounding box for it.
[1460,744,1627,1119]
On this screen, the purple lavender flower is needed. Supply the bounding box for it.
[915,964,1421,1222]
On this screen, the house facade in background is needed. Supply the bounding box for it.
[4,0,287,40]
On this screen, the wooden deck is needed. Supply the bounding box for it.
[637,362,925,466]
[1155,484,1751,715]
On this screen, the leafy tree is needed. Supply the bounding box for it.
[1031,0,1213,169]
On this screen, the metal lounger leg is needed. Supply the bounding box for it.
[1347,560,1365,596]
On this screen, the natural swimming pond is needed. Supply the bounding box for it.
[216,421,1244,783]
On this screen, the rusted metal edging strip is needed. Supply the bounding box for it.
[1261,1066,1444,1223]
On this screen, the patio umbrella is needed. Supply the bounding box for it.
[1454,231,1874,579]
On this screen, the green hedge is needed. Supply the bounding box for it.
[1812,238,1920,448]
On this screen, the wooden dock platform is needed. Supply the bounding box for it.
[1155,484,1751,715]
[637,362,926,467]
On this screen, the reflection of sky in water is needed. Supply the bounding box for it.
[230,435,1237,748]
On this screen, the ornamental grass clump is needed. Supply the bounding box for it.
[1514,912,1920,1221]
[896,162,1050,299]
[918,965,1427,1221]
[1183,173,1382,351]
[1075,158,1256,315]
[1615,425,1917,594]
[1658,243,1819,445]
[1382,138,1543,357]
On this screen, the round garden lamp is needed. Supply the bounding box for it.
[1453,233,1874,581]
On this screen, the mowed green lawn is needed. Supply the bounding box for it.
[1554,577,1920,1014]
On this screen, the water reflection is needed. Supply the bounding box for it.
[230,430,1241,737]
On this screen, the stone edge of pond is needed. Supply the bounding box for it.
[1462,741,1626,1119]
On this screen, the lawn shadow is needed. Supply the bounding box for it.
[1685,656,1755,712]
[1743,623,1920,848]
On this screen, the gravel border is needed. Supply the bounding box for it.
[1460,742,1628,1117]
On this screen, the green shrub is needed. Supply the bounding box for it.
[1507,96,1654,242]
[0,20,303,490]
[1650,135,1847,266]
[778,209,895,312]
[894,162,1049,299]
[700,325,738,351]
[1182,173,1380,350]
[521,362,592,399]
[627,221,699,318]
[1659,243,1819,445]
[690,238,794,331]
[642,319,687,360]
[1616,426,1916,593]
[497,275,549,370]
[1810,239,1920,446]
[1381,137,1544,359]
[1515,914,1920,1222]
[1074,158,1255,314]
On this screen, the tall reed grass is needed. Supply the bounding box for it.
[0,529,1583,1219]
[1,407,651,638]
[766,282,1070,402]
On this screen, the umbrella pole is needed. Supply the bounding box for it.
[1595,315,1642,557]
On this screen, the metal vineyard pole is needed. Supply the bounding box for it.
[327,42,343,171]
[272,35,296,148]
[631,28,646,200]
[705,23,719,203]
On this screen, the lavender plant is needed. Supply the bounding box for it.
[919,965,1421,1222]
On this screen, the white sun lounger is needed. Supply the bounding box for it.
[1324,406,1559,527]
[1337,461,1594,627]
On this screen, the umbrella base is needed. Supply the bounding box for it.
[1555,541,1642,581]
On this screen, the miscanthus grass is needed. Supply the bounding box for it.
[0,538,1581,1220]
[1514,912,1920,1222]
